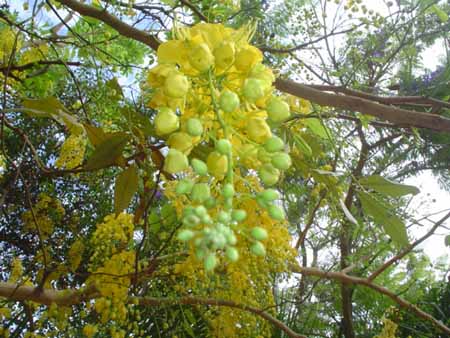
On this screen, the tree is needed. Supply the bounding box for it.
[0,0,449,337]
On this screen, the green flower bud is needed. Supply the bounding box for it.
[257,147,272,163]
[194,205,208,218]
[267,97,290,123]
[268,204,285,221]
[217,211,231,224]
[163,149,189,174]
[212,233,227,249]
[183,214,200,227]
[164,71,189,98]
[256,195,269,208]
[204,197,217,209]
[191,158,208,176]
[204,253,217,271]
[186,118,203,136]
[226,233,237,245]
[260,189,280,202]
[195,248,206,260]
[250,227,268,241]
[177,229,195,242]
[226,247,239,262]
[258,163,280,186]
[250,242,266,256]
[271,153,292,170]
[183,206,195,217]
[264,136,284,153]
[175,179,194,195]
[222,183,234,199]
[191,183,211,203]
[219,90,240,113]
[231,209,247,222]
[243,78,265,102]
[154,107,179,136]
[201,214,213,224]
[216,139,232,155]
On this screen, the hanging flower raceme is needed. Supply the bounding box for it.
[146,23,297,271]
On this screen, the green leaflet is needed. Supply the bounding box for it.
[304,118,331,140]
[114,164,139,215]
[83,123,108,147]
[430,5,449,23]
[293,134,312,157]
[22,97,66,118]
[84,132,129,170]
[359,191,408,246]
[359,175,419,197]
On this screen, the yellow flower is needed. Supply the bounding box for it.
[188,42,215,72]
[167,132,194,154]
[234,46,263,72]
[214,41,235,70]
[207,151,228,179]
[147,64,178,87]
[247,117,272,143]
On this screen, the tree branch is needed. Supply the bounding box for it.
[55,0,160,50]
[0,282,305,338]
[275,78,450,133]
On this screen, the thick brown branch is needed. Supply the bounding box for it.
[0,283,98,306]
[0,282,304,338]
[275,78,450,133]
[307,84,450,110]
[55,0,160,50]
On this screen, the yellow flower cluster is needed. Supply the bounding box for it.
[55,131,87,170]
[146,22,298,270]
[374,317,399,338]
[144,22,298,335]
[89,213,134,266]
[21,193,65,239]
[0,27,22,60]
[86,213,135,331]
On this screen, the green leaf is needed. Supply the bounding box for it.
[22,97,66,118]
[359,191,408,246]
[83,123,108,147]
[84,132,129,170]
[304,118,330,140]
[360,175,420,197]
[445,235,450,247]
[293,134,312,157]
[430,5,448,23]
[114,164,139,214]
[105,77,124,99]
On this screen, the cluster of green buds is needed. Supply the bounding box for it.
[175,139,247,271]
